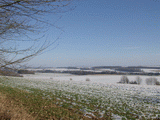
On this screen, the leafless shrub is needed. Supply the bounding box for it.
[86,78,90,81]
[146,77,158,85]
[155,80,160,85]
[129,81,137,84]
[136,76,142,85]
[118,76,129,84]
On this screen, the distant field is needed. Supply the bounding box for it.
[0,73,160,119]
[23,73,160,85]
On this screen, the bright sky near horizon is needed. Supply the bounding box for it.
[27,0,160,67]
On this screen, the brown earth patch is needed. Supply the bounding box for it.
[0,92,35,120]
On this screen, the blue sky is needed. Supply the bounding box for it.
[27,0,160,67]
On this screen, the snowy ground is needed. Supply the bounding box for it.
[141,69,160,73]
[23,73,160,85]
[1,73,160,119]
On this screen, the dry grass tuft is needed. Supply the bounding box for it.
[0,92,35,120]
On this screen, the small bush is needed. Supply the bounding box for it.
[86,78,90,81]
[118,76,129,84]
[145,77,158,85]
[155,81,160,85]
[136,76,142,85]
[129,81,137,84]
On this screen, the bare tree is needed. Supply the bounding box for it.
[146,77,158,85]
[0,0,72,69]
[118,76,129,84]
[136,76,142,85]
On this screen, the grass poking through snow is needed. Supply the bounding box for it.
[0,76,160,119]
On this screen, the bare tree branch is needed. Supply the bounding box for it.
[0,0,73,69]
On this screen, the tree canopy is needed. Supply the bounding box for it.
[0,0,71,69]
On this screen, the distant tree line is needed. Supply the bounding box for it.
[18,70,35,74]
[115,67,142,72]
[36,69,160,76]
[92,66,160,70]
[0,68,22,77]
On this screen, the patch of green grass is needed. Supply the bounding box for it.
[0,84,85,119]
[0,76,159,119]
[0,83,150,119]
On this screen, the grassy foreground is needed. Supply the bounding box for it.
[0,84,95,120]
[0,76,160,120]
[0,91,35,120]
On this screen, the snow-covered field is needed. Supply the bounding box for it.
[23,73,160,85]
[141,69,160,73]
[1,73,160,119]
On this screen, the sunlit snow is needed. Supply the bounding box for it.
[1,73,160,119]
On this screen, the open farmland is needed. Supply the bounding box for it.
[0,73,160,119]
